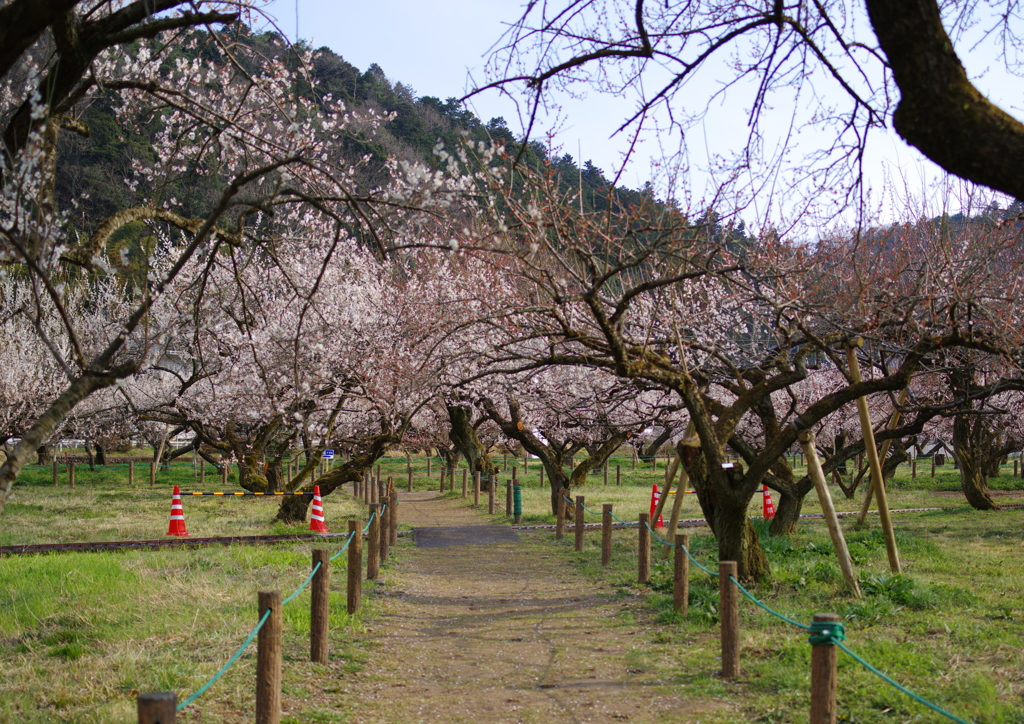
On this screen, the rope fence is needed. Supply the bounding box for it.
[556,492,972,724]
[138,483,397,723]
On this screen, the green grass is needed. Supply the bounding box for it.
[531,465,1024,724]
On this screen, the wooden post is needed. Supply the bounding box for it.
[347,520,362,614]
[439,467,445,493]
[632,449,637,470]
[506,480,513,516]
[601,504,613,566]
[149,461,156,487]
[389,491,398,546]
[473,471,480,505]
[931,455,936,478]
[846,341,902,573]
[719,561,739,678]
[603,465,608,486]
[616,464,621,486]
[310,550,330,664]
[137,692,176,724]
[488,478,495,515]
[674,534,690,614]
[52,459,58,487]
[556,493,565,539]
[912,458,917,478]
[512,466,518,487]
[799,431,861,596]
[638,513,651,584]
[69,462,75,489]
[810,613,841,724]
[539,466,544,488]
[426,457,431,476]
[380,498,391,561]
[221,463,228,487]
[503,452,507,470]
[198,460,203,487]
[407,466,413,492]
[256,589,282,724]
[462,469,468,497]
[574,495,585,552]
[367,504,380,580]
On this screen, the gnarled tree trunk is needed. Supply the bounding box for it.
[952,415,1002,511]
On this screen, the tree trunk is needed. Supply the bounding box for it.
[36,444,53,466]
[275,432,395,523]
[94,441,106,466]
[952,415,1002,511]
[447,404,495,479]
[687,455,769,581]
[769,482,806,536]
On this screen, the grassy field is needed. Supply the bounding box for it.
[2,454,1023,722]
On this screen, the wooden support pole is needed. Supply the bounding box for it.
[347,520,362,614]
[503,453,507,470]
[52,459,58,487]
[256,589,282,724]
[426,457,431,476]
[221,463,228,487]
[367,504,380,580]
[601,504,613,566]
[912,458,917,478]
[603,465,608,486]
[616,464,621,486]
[506,479,513,516]
[931,455,936,478]
[556,493,565,539]
[539,466,545,488]
[512,467,518,487]
[719,561,739,678]
[488,478,495,514]
[137,692,176,724]
[407,466,413,492]
[638,513,651,583]
[574,495,585,552]
[846,341,902,573]
[799,431,861,596]
[673,534,690,614]
[69,462,75,489]
[473,471,481,505]
[310,550,330,664]
[858,387,909,523]
[810,613,841,724]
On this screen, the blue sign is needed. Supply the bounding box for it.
[322,449,335,459]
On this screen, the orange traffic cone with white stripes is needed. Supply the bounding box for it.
[648,484,666,529]
[166,484,189,536]
[762,483,776,520]
[310,485,328,533]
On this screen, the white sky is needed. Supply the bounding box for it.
[257,0,1022,228]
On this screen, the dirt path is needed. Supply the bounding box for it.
[337,491,728,724]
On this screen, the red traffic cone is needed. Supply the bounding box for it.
[762,484,776,520]
[648,484,666,529]
[166,485,189,537]
[310,485,328,533]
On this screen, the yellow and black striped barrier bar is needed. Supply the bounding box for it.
[184,491,316,496]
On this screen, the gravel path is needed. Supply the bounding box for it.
[339,491,728,724]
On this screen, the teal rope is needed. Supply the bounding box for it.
[808,620,845,645]
[329,531,356,561]
[643,519,718,576]
[176,608,271,711]
[282,561,321,605]
[836,642,972,724]
[728,575,811,630]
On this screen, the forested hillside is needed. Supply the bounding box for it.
[53,26,653,241]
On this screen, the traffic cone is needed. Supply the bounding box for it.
[762,484,776,520]
[166,485,189,537]
[648,484,666,529]
[310,485,328,533]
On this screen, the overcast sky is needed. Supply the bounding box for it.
[257,0,1022,227]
